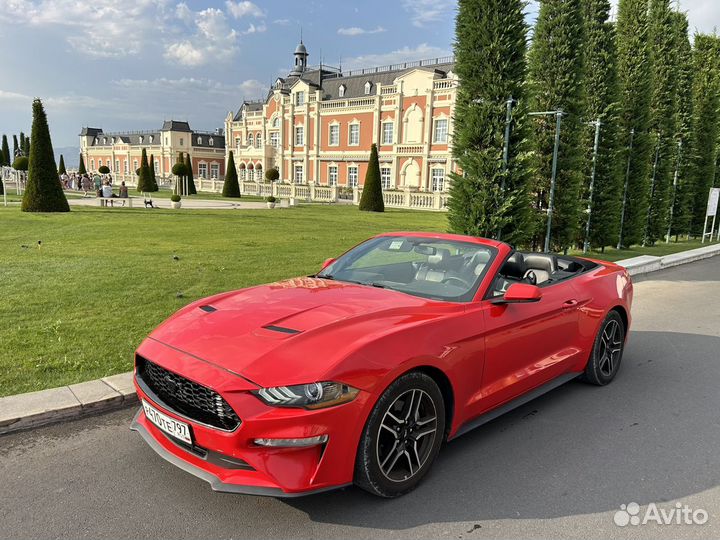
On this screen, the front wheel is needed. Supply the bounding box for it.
[582,310,626,386]
[354,372,445,497]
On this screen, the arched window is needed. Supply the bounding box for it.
[248,133,254,147]
[209,138,214,146]
[255,134,262,148]
[238,162,246,180]
[197,136,202,145]
[149,135,154,144]
[338,85,346,98]
[272,116,280,128]
[247,163,254,182]
[364,81,372,95]
[139,136,143,144]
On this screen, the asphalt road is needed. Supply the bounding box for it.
[2,258,719,540]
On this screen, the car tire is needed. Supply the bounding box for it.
[582,310,626,386]
[354,372,445,498]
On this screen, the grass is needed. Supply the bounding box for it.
[571,238,718,262]
[0,202,715,397]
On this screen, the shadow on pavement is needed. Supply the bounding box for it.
[282,329,720,528]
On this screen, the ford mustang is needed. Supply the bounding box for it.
[131,232,633,498]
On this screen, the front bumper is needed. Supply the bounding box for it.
[130,342,370,496]
[130,409,349,497]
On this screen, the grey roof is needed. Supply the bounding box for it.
[89,132,160,147]
[320,63,454,100]
[161,120,192,132]
[233,100,264,121]
[80,127,103,137]
[191,133,225,149]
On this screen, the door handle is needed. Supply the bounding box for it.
[562,299,579,308]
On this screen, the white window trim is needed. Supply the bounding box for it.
[433,116,449,144]
[431,168,446,191]
[338,85,346,98]
[328,122,340,147]
[348,163,359,187]
[293,163,304,184]
[382,121,394,145]
[294,125,305,147]
[328,163,338,186]
[348,121,360,146]
[380,166,392,189]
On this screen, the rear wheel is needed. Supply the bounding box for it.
[582,310,625,385]
[354,372,445,497]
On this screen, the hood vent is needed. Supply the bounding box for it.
[263,325,301,335]
[199,305,217,313]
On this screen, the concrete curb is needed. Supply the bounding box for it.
[1,243,718,436]
[615,243,720,276]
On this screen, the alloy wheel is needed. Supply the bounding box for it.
[376,389,438,483]
[598,319,623,376]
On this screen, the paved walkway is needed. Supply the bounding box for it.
[68,196,271,210]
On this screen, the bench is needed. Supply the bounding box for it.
[98,197,133,208]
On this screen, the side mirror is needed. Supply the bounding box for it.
[491,283,542,305]
[321,257,336,271]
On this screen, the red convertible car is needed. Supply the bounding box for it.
[131,232,633,498]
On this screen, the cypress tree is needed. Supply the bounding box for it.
[58,154,66,175]
[222,151,241,198]
[148,153,158,191]
[668,12,694,240]
[447,0,532,245]
[1,135,10,166]
[527,0,587,251]
[78,153,87,175]
[19,132,25,154]
[12,135,19,160]
[173,151,186,195]
[643,0,678,245]
[23,136,30,156]
[616,0,653,247]
[359,143,384,212]
[21,99,70,212]
[136,148,152,192]
[583,0,622,251]
[688,35,720,235]
[184,153,197,195]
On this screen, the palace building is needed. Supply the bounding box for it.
[79,121,226,185]
[225,41,457,192]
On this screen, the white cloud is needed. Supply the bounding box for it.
[0,0,169,57]
[343,43,451,70]
[337,26,386,36]
[225,0,263,19]
[401,0,455,27]
[164,7,239,66]
[273,18,291,26]
[241,22,267,35]
[175,2,193,23]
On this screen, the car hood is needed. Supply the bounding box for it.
[148,277,438,387]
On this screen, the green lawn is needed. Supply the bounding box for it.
[0,202,715,397]
[571,238,718,262]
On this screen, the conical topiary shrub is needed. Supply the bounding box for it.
[58,154,66,175]
[148,153,158,191]
[358,143,384,212]
[78,154,87,175]
[184,153,197,195]
[137,148,152,192]
[222,151,241,198]
[21,99,70,212]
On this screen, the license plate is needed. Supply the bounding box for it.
[142,400,192,445]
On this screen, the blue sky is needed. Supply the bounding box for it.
[0,0,717,150]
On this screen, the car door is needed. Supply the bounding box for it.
[477,279,582,414]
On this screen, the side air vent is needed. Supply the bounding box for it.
[199,305,217,313]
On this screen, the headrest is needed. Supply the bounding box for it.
[524,254,558,273]
[427,248,451,267]
[500,252,526,279]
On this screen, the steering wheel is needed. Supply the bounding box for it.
[441,276,471,288]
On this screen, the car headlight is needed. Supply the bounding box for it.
[253,382,359,409]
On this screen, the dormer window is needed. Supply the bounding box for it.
[111,137,115,144]
[139,136,143,144]
[197,136,202,145]
[364,81,372,95]
[338,85,346,98]
[296,91,305,106]
[103,137,107,144]
[209,138,214,146]
[149,135,153,143]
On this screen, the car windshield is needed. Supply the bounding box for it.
[318,236,497,302]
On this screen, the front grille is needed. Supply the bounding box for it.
[136,355,241,431]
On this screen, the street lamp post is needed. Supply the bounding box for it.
[497,96,516,240]
[583,119,602,253]
[643,134,661,246]
[617,128,635,250]
[666,139,683,243]
[528,110,564,252]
